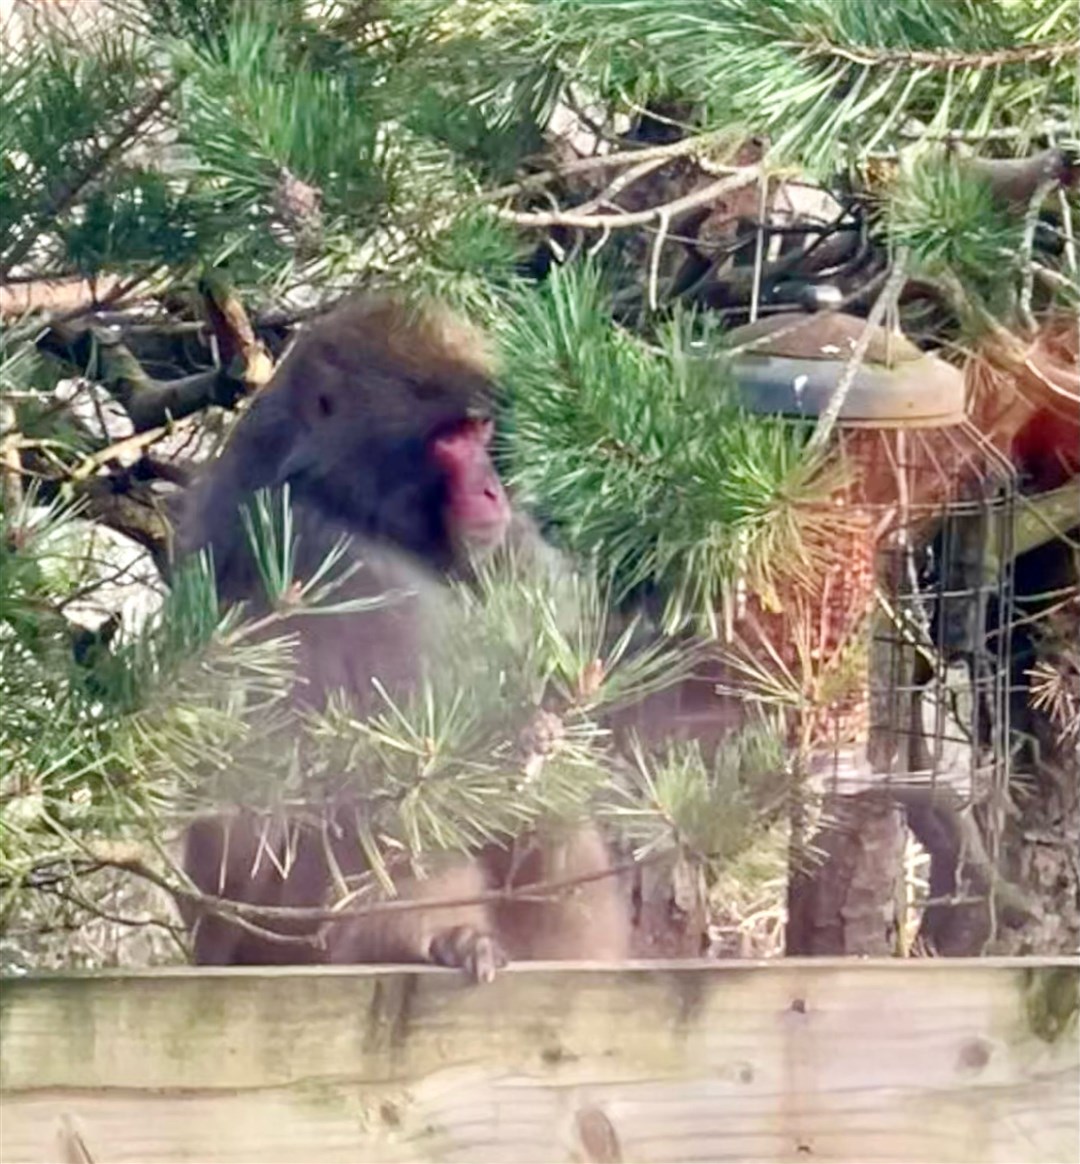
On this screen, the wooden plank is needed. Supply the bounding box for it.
[1,959,1077,1164]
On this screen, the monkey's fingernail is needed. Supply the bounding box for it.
[471,935,505,984]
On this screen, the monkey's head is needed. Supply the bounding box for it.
[186,295,513,577]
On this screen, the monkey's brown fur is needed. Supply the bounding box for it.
[177,295,629,978]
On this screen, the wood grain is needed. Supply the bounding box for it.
[1,959,1076,1164]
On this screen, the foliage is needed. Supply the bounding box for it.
[3,0,1074,302]
[1,0,1076,964]
[497,265,854,633]
[0,480,723,944]
[888,157,1028,312]
[0,0,522,295]
[0,496,291,884]
[606,718,788,868]
[444,0,1079,171]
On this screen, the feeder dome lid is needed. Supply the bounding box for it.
[727,313,967,428]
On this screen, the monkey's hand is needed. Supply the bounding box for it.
[428,925,508,984]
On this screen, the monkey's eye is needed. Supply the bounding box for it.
[430,418,493,470]
[412,379,445,402]
[316,393,335,418]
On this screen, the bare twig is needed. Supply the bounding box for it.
[586,223,612,259]
[727,267,890,356]
[573,154,680,219]
[647,209,670,312]
[806,248,910,456]
[41,882,185,937]
[0,398,24,511]
[497,166,762,231]
[67,417,198,482]
[1019,178,1063,329]
[481,132,737,203]
[1057,187,1078,277]
[897,119,1079,144]
[748,172,769,323]
[102,849,660,933]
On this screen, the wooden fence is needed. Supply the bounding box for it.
[1,958,1077,1164]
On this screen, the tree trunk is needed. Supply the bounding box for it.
[786,790,906,956]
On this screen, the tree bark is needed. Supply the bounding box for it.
[786,790,906,956]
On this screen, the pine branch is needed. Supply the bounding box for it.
[800,38,1080,69]
[497,265,857,633]
[99,847,655,931]
[0,81,179,280]
[500,0,1077,174]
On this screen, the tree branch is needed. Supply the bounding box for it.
[806,249,910,455]
[0,274,128,319]
[101,850,658,929]
[67,418,199,482]
[481,131,737,203]
[496,166,762,230]
[0,399,24,512]
[198,272,275,390]
[799,38,1080,70]
[37,321,248,432]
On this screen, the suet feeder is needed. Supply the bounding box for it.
[726,313,1018,922]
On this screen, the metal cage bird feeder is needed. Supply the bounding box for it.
[726,312,1019,953]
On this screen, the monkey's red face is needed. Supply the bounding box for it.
[430,418,512,549]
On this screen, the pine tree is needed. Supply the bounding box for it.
[1,0,1077,966]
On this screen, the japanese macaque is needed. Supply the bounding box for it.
[176,296,628,980]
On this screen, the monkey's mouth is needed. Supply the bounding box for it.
[465,519,510,548]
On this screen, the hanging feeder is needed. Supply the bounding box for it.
[721,312,1019,956]
[727,312,1017,801]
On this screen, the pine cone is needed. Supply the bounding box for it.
[519,709,566,780]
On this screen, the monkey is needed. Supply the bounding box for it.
[175,295,629,980]
[959,146,1078,213]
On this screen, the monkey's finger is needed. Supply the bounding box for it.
[469,934,509,984]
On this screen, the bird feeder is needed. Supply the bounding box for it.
[725,313,1019,954]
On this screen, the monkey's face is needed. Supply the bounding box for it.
[272,356,512,565]
[430,418,511,552]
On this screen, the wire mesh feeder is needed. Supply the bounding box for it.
[727,312,1019,955]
